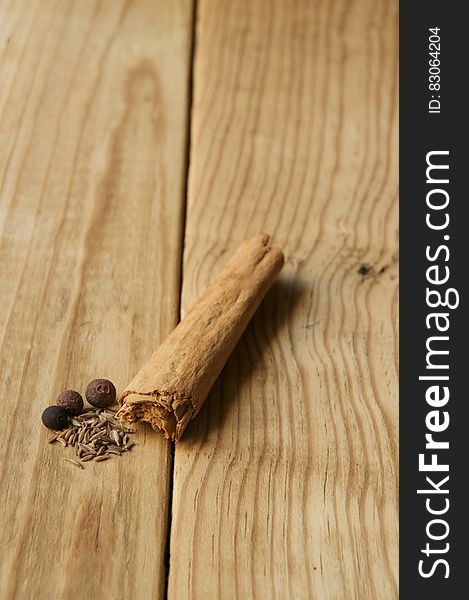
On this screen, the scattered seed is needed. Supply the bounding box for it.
[48,406,136,465]
[105,449,121,456]
[80,411,97,418]
[63,458,83,469]
[63,429,74,442]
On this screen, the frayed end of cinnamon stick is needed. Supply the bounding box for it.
[116,392,194,441]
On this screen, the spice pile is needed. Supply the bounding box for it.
[48,408,136,468]
[42,378,136,469]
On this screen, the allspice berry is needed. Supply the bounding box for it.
[86,378,116,408]
[55,390,83,416]
[42,406,70,430]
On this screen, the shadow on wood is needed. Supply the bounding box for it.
[178,276,310,445]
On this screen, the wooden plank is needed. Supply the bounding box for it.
[0,1,192,597]
[169,0,398,598]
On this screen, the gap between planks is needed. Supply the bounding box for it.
[164,0,199,597]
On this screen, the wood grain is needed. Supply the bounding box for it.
[168,0,398,598]
[0,1,192,598]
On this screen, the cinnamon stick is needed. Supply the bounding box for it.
[116,234,284,441]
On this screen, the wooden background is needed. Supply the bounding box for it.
[0,0,398,598]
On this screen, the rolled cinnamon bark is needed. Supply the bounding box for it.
[117,234,284,441]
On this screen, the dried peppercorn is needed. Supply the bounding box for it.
[42,406,69,430]
[85,379,116,408]
[55,390,83,416]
